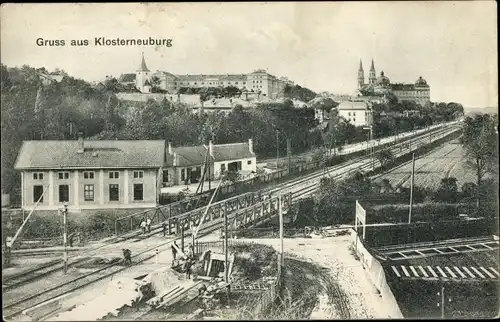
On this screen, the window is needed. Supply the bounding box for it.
[134,184,144,201]
[33,185,44,203]
[353,118,356,122]
[109,171,119,179]
[162,170,169,182]
[348,112,351,116]
[181,169,186,182]
[33,172,44,180]
[83,171,95,179]
[109,184,119,201]
[353,112,356,116]
[133,171,144,179]
[247,160,252,165]
[59,185,69,202]
[84,184,94,201]
[58,172,69,180]
[221,164,226,172]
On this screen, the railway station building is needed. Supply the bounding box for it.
[14,135,256,211]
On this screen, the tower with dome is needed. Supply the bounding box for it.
[356,59,431,106]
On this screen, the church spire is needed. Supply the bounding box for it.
[368,58,376,84]
[137,52,150,72]
[357,59,365,90]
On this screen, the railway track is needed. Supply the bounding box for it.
[2,123,459,320]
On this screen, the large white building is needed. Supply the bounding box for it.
[119,54,294,99]
[337,101,373,127]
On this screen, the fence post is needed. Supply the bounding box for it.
[115,220,118,236]
[130,217,133,233]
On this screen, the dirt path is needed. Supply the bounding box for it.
[236,235,398,319]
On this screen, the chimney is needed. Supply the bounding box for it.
[248,139,254,154]
[77,132,84,153]
[168,141,172,155]
[173,152,178,167]
[209,140,214,158]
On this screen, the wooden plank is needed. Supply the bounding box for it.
[391,266,401,277]
[410,266,420,277]
[480,243,494,250]
[399,252,408,258]
[401,265,411,277]
[436,266,448,278]
[445,267,457,278]
[462,267,476,278]
[448,247,459,253]
[489,267,500,277]
[435,249,445,254]
[427,266,438,278]
[480,266,496,278]
[465,245,476,250]
[470,267,486,279]
[453,266,467,278]
[418,266,429,278]
[415,250,426,257]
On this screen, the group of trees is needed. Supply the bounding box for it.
[1,64,328,203]
[371,99,464,138]
[460,113,498,209]
[283,84,316,102]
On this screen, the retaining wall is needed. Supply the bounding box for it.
[351,231,404,318]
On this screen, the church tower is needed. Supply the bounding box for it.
[135,52,151,93]
[357,59,364,89]
[369,58,376,84]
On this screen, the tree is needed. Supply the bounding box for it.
[460,114,498,209]
[375,149,394,171]
[434,177,459,203]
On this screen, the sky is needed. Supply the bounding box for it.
[1,2,497,108]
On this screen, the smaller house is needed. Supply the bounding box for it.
[337,100,373,127]
[162,140,256,186]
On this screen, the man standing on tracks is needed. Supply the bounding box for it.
[146,217,152,233]
[123,248,132,265]
[171,241,178,262]
[162,222,167,237]
[185,258,193,279]
[140,219,147,234]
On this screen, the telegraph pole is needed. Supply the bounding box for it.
[63,202,68,274]
[370,126,374,171]
[276,130,280,172]
[408,153,416,224]
[437,285,451,319]
[278,194,284,277]
[287,138,291,175]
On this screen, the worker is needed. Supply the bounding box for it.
[198,284,207,296]
[171,241,178,261]
[185,259,193,279]
[162,222,167,237]
[146,217,152,233]
[68,232,75,247]
[140,220,147,234]
[123,248,132,265]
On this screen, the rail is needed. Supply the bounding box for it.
[2,124,457,319]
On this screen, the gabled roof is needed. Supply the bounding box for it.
[167,142,255,167]
[119,73,136,83]
[15,140,166,170]
[212,143,255,161]
[171,146,207,167]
